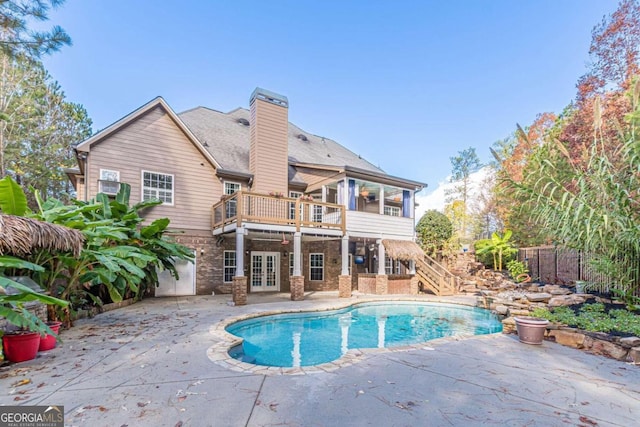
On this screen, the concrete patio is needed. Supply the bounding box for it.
[0,292,638,426]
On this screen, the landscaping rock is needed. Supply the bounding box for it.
[627,347,640,364]
[549,330,586,349]
[548,294,587,307]
[620,337,640,348]
[508,309,531,317]
[543,284,571,295]
[525,292,552,302]
[584,336,629,361]
[501,316,516,334]
[495,305,509,315]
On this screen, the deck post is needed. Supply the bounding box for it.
[232,227,247,305]
[235,227,245,277]
[293,232,302,276]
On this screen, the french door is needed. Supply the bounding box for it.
[250,252,280,292]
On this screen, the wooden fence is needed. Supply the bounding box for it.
[517,246,638,294]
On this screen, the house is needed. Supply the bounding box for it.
[66,88,453,303]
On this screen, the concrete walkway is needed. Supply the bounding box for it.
[0,293,639,427]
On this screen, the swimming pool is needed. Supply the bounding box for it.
[226,301,502,367]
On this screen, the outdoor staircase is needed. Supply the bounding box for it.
[415,253,457,296]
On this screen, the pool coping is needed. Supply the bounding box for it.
[207,296,503,375]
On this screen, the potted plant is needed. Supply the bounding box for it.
[1,256,69,362]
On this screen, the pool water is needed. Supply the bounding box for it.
[226,302,502,367]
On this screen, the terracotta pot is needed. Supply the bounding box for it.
[39,321,62,352]
[3,331,41,362]
[514,317,549,345]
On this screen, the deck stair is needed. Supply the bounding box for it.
[415,253,457,296]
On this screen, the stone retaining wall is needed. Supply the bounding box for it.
[502,316,640,364]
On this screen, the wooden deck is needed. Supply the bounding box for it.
[211,191,345,234]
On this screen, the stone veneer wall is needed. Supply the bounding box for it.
[358,274,377,294]
[387,275,412,294]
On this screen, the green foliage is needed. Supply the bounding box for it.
[474,239,493,267]
[0,256,67,335]
[0,181,193,322]
[0,53,92,208]
[506,259,529,282]
[416,210,453,256]
[0,176,28,215]
[0,1,71,58]
[531,303,640,336]
[475,230,517,270]
[445,147,481,242]
[511,83,640,297]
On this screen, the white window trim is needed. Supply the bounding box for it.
[383,206,401,217]
[309,253,324,281]
[223,251,236,283]
[289,252,295,276]
[141,170,174,206]
[224,181,241,195]
[99,169,120,195]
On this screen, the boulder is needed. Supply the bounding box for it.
[549,330,586,348]
[525,292,553,302]
[620,336,640,348]
[626,347,640,364]
[495,305,509,315]
[543,284,571,295]
[584,336,629,361]
[548,294,587,307]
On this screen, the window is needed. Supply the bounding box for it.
[385,256,402,275]
[142,171,173,204]
[348,253,353,276]
[224,181,241,217]
[99,169,120,195]
[289,191,302,220]
[224,251,236,282]
[289,252,295,276]
[312,204,323,222]
[384,206,401,217]
[224,181,241,195]
[309,253,324,281]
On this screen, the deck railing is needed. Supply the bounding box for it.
[211,191,345,233]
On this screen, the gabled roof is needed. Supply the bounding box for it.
[75,97,221,169]
[178,107,384,175]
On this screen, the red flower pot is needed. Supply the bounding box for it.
[39,321,62,352]
[3,331,41,362]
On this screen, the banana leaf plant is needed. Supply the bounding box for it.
[0,255,68,336]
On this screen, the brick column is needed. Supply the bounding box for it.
[410,275,419,295]
[339,275,352,298]
[291,276,305,301]
[375,274,388,295]
[232,276,247,306]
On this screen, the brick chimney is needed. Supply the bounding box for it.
[249,88,289,195]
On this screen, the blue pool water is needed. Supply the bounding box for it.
[226,302,502,367]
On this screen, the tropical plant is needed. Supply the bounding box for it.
[475,230,517,271]
[0,176,193,321]
[0,256,67,335]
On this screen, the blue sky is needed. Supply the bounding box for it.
[42,0,617,196]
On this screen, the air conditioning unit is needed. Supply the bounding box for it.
[99,180,120,195]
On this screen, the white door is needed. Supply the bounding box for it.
[250,251,280,292]
[156,253,196,296]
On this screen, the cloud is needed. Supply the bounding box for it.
[415,166,492,220]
